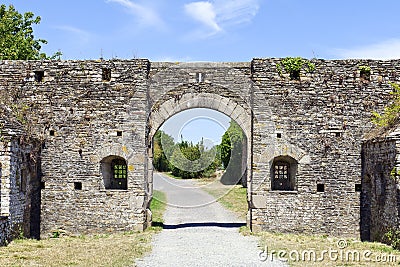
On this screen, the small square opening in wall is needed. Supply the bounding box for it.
[34,71,44,82]
[102,68,111,81]
[49,130,55,136]
[317,184,325,192]
[335,132,341,138]
[355,184,362,192]
[196,72,205,82]
[40,182,45,189]
[277,133,282,138]
[74,182,82,190]
[117,131,123,137]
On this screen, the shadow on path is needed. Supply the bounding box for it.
[153,222,246,229]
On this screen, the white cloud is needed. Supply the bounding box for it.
[151,55,193,62]
[334,39,400,60]
[106,0,164,29]
[214,0,259,26]
[184,0,259,37]
[54,26,91,44]
[185,2,221,34]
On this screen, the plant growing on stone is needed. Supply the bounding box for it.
[390,167,400,179]
[384,228,400,249]
[359,65,371,80]
[278,57,315,80]
[372,82,400,127]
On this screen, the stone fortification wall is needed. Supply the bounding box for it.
[361,129,400,243]
[0,60,150,236]
[0,58,399,239]
[250,59,398,237]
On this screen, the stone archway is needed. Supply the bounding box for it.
[145,92,253,227]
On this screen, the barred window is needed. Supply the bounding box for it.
[101,156,128,190]
[271,156,297,191]
[274,162,289,180]
[112,159,127,179]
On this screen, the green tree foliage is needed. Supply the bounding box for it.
[372,82,400,127]
[153,130,220,179]
[220,131,231,169]
[220,120,245,169]
[153,130,175,172]
[0,4,48,60]
[170,141,201,179]
[220,120,246,186]
[170,139,219,179]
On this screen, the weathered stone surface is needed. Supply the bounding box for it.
[0,58,398,243]
[361,127,400,244]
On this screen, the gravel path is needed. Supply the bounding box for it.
[135,173,287,267]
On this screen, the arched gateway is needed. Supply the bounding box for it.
[145,62,254,228]
[0,58,396,242]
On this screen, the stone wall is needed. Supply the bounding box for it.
[250,59,397,237]
[0,132,41,242]
[0,60,150,236]
[0,58,399,239]
[0,216,10,245]
[361,129,400,243]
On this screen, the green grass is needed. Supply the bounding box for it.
[0,191,169,266]
[209,185,247,219]
[199,180,248,220]
[162,172,182,179]
[150,190,167,230]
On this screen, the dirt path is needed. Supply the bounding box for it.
[135,173,287,267]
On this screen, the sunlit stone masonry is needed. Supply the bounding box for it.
[0,58,399,245]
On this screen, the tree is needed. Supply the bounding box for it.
[220,120,244,169]
[220,120,246,186]
[153,130,221,179]
[0,4,48,60]
[153,130,175,172]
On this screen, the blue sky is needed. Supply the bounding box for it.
[6,0,400,61]
[160,108,230,145]
[5,0,400,143]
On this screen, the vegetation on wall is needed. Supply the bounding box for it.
[359,65,371,80]
[0,4,59,142]
[277,57,315,80]
[372,82,400,127]
[384,228,400,250]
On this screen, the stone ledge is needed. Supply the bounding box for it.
[268,190,298,194]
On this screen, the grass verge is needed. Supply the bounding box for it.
[200,180,400,266]
[0,232,152,267]
[150,190,167,230]
[0,190,168,267]
[202,183,247,220]
[161,172,182,180]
